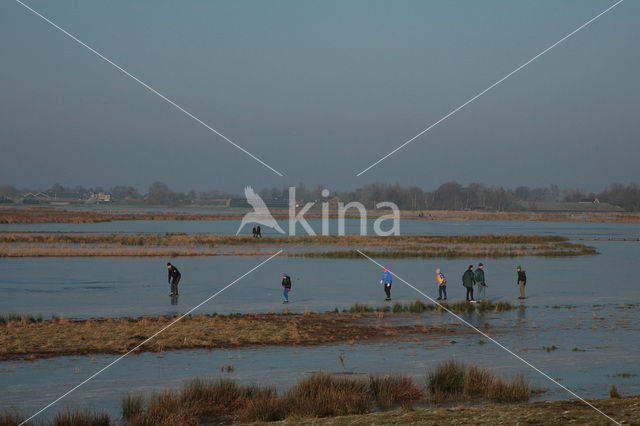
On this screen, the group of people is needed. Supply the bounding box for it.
[164,262,528,305]
[381,264,527,302]
[252,226,263,238]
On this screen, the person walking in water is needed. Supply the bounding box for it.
[475,263,487,301]
[167,262,181,296]
[381,267,392,301]
[282,274,292,304]
[462,265,476,302]
[516,266,527,299]
[436,268,447,301]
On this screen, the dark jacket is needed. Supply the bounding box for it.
[282,275,292,290]
[462,269,475,288]
[168,266,181,283]
[517,270,527,285]
[474,268,485,286]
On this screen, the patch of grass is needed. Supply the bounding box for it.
[611,373,637,378]
[363,300,516,315]
[610,385,621,399]
[349,303,375,313]
[427,360,466,398]
[52,407,111,425]
[369,375,423,409]
[427,361,530,403]
[286,373,372,417]
[0,409,26,425]
[121,394,143,420]
[542,345,558,352]
[488,374,531,403]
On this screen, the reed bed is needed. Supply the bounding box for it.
[124,364,529,423]
[351,300,516,314]
[427,360,530,403]
[0,233,598,258]
[5,393,640,425]
[0,312,460,361]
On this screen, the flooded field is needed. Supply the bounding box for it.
[1,217,639,422]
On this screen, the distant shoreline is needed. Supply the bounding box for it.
[1,206,640,224]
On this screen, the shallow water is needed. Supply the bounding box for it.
[1,218,639,421]
[1,239,639,318]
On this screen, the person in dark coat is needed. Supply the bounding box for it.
[256,225,262,238]
[167,262,181,296]
[462,265,476,302]
[474,263,487,301]
[252,226,257,237]
[517,266,527,299]
[282,274,292,303]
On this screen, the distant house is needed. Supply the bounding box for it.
[227,198,288,208]
[579,198,600,204]
[85,192,112,204]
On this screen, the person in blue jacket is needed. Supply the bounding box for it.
[381,267,393,301]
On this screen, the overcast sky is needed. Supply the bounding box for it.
[1,0,638,193]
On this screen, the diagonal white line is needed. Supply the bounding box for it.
[356,0,625,176]
[356,250,621,425]
[14,0,284,177]
[19,250,283,425]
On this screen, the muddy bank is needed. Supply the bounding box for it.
[0,312,463,361]
[290,396,639,425]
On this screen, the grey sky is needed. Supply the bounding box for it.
[1,0,638,193]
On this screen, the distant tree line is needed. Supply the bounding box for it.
[1,181,639,211]
[258,182,640,212]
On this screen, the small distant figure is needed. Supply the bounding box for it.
[436,268,447,301]
[475,263,487,301]
[462,265,476,302]
[516,266,527,299]
[381,267,392,301]
[282,274,292,303]
[256,225,262,238]
[252,226,257,237]
[167,262,181,296]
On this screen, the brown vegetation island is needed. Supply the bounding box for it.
[0,301,514,361]
[1,206,640,224]
[0,311,464,361]
[0,233,598,257]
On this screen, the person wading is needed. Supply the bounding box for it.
[282,274,292,304]
[381,267,392,301]
[167,262,181,296]
[462,265,476,302]
[475,263,487,301]
[517,266,527,299]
